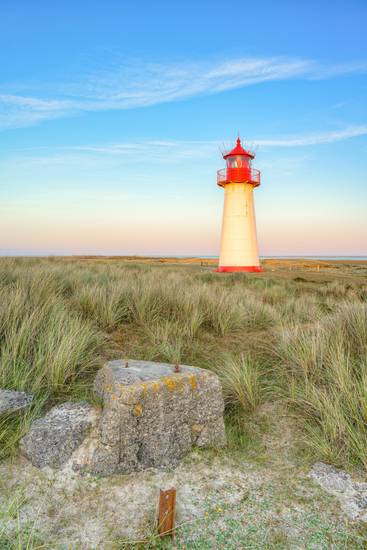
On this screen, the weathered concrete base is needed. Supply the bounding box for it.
[20,360,227,475]
[20,402,99,468]
[89,360,226,475]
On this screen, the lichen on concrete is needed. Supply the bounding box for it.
[88,359,227,475]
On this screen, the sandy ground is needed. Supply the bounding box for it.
[1,405,366,549]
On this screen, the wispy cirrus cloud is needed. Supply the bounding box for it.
[3,126,366,173]
[1,55,366,130]
[74,126,367,159]
[0,94,79,130]
[74,57,312,105]
[255,125,367,147]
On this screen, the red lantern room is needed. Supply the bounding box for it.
[217,138,261,187]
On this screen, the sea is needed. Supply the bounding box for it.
[0,253,366,261]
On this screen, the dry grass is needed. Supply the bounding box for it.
[0,257,366,471]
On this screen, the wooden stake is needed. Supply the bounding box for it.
[158,488,176,538]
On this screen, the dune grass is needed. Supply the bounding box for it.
[0,257,366,471]
[277,302,367,468]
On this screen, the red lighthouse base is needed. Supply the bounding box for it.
[215,266,262,273]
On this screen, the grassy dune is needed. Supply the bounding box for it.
[0,257,366,471]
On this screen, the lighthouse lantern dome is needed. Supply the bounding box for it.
[223,137,255,160]
[217,137,260,188]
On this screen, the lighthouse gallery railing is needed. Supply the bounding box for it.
[217,167,261,186]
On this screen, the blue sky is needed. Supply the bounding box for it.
[1,0,366,256]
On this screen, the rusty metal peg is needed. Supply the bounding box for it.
[158,488,176,538]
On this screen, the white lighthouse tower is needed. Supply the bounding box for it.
[216,138,262,272]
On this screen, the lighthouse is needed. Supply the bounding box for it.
[216,138,262,272]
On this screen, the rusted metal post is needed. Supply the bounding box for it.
[158,488,176,538]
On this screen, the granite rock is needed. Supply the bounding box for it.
[310,462,367,521]
[0,389,33,415]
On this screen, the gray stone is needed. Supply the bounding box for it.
[88,359,227,475]
[20,402,97,468]
[20,360,227,475]
[0,389,33,415]
[310,462,367,521]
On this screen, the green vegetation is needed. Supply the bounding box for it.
[0,257,366,472]
[0,258,366,548]
[277,301,367,469]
